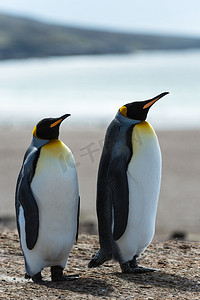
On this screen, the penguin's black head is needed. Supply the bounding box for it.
[119,92,169,121]
[33,114,70,140]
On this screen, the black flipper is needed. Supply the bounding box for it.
[108,155,129,241]
[76,196,80,242]
[88,248,112,268]
[89,115,135,267]
[15,146,41,250]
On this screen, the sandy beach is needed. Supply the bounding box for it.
[0,125,200,240]
[1,230,199,298]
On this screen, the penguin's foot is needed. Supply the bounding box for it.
[121,264,156,274]
[25,273,31,279]
[31,272,43,283]
[88,248,112,268]
[51,266,79,282]
[120,256,156,274]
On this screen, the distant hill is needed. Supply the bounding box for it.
[0,13,200,60]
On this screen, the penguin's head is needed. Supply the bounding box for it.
[119,92,169,121]
[33,114,70,140]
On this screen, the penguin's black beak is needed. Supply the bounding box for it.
[60,114,71,121]
[143,92,169,110]
[50,114,71,128]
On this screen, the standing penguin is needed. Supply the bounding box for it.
[15,114,80,283]
[88,92,168,273]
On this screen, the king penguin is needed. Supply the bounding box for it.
[15,114,80,283]
[88,92,169,273]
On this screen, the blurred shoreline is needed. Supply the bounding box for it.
[0,125,200,241]
[1,13,200,61]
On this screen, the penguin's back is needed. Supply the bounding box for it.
[116,121,161,262]
[19,139,79,275]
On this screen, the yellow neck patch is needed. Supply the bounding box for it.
[42,139,69,157]
[119,106,127,117]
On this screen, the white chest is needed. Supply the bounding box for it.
[116,122,162,262]
[30,140,79,222]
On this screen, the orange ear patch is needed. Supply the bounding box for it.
[120,106,127,117]
[32,126,37,137]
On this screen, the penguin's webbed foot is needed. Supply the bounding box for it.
[121,265,156,274]
[25,273,31,279]
[88,248,112,268]
[31,272,43,283]
[51,266,79,282]
[120,256,157,274]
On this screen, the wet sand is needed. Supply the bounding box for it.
[0,125,200,240]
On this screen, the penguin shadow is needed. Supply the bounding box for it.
[113,270,200,292]
[34,276,114,297]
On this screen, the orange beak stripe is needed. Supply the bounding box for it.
[143,98,159,109]
[50,118,62,128]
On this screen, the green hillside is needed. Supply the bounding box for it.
[0,13,200,60]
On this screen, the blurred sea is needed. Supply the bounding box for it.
[0,50,200,130]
